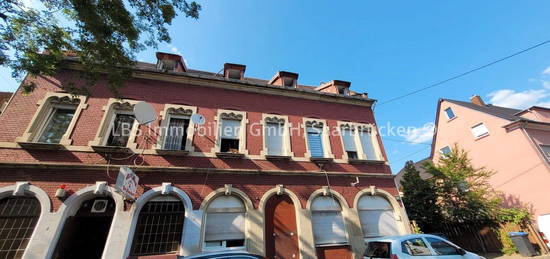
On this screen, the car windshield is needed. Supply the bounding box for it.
[365,241,391,258]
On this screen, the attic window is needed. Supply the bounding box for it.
[283,77,295,87]
[227,69,241,80]
[338,86,349,95]
[157,59,177,71]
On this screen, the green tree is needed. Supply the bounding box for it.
[425,144,501,223]
[400,160,443,231]
[1,0,201,96]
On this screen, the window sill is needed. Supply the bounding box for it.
[310,157,333,163]
[474,133,490,141]
[348,159,385,165]
[315,242,349,248]
[265,155,291,161]
[17,142,66,150]
[447,116,458,122]
[91,145,131,153]
[216,152,245,159]
[155,149,189,156]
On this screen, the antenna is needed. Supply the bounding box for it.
[134,101,157,125]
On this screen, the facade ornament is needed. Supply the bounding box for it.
[276,184,285,195]
[161,182,173,195]
[169,107,193,116]
[305,120,323,128]
[224,184,232,195]
[321,186,330,196]
[265,116,285,125]
[220,112,243,121]
[112,102,135,111]
[13,182,29,196]
[50,96,80,105]
[358,125,373,134]
[94,181,108,195]
[368,185,377,195]
[340,123,354,130]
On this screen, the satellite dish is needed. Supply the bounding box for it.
[191,113,205,125]
[134,101,157,125]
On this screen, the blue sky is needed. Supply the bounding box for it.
[2,0,550,172]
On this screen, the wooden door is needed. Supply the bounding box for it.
[265,195,299,259]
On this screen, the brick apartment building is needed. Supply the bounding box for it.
[0,52,410,259]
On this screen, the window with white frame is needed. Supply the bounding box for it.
[106,112,135,147]
[440,146,452,156]
[204,195,246,250]
[130,196,185,256]
[358,195,399,238]
[359,126,380,160]
[341,126,358,159]
[444,108,456,120]
[218,112,243,153]
[470,123,489,138]
[164,115,190,150]
[264,117,286,156]
[306,122,325,158]
[311,196,347,245]
[0,196,40,259]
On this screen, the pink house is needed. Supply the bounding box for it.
[430,95,550,228]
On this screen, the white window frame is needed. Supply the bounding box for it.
[337,122,383,161]
[88,98,140,148]
[16,93,88,145]
[260,114,293,157]
[470,123,489,138]
[439,146,452,156]
[357,195,400,238]
[157,104,197,152]
[303,118,334,159]
[202,195,247,252]
[444,107,456,120]
[212,109,248,154]
[34,104,78,143]
[310,195,348,246]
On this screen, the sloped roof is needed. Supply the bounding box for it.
[442,98,522,121]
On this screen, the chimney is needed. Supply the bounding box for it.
[268,71,299,87]
[316,80,351,95]
[223,63,246,80]
[156,52,186,72]
[470,95,486,106]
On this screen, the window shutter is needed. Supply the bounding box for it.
[205,212,246,241]
[265,123,284,156]
[341,129,357,152]
[164,117,188,150]
[359,131,378,160]
[471,123,488,138]
[358,196,399,237]
[220,119,241,139]
[312,212,347,244]
[307,127,324,158]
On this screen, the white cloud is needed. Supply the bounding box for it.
[487,89,550,109]
[543,66,550,75]
[404,123,434,144]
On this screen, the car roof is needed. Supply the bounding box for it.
[366,234,446,243]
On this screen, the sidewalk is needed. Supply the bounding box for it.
[481,253,550,259]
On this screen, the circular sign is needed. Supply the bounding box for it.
[134,101,157,125]
[191,113,205,125]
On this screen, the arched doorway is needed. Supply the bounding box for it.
[265,195,299,259]
[53,197,115,259]
[0,196,40,259]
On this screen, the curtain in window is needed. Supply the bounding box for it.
[220,119,241,140]
[311,196,347,245]
[107,114,135,146]
[341,128,356,152]
[265,123,284,156]
[37,108,75,143]
[359,130,378,160]
[164,117,189,150]
[307,127,324,158]
[358,195,399,237]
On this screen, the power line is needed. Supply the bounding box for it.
[377,38,550,106]
[391,145,431,164]
[382,136,432,146]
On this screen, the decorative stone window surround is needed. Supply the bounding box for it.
[260,114,294,158]
[88,98,141,148]
[16,92,88,145]
[157,104,198,152]
[336,121,384,161]
[211,109,249,155]
[302,118,334,159]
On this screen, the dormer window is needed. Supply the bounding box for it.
[156,52,186,72]
[338,86,349,95]
[223,63,246,80]
[316,80,351,95]
[269,71,299,88]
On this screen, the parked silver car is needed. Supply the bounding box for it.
[181,251,264,259]
[364,234,486,259]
